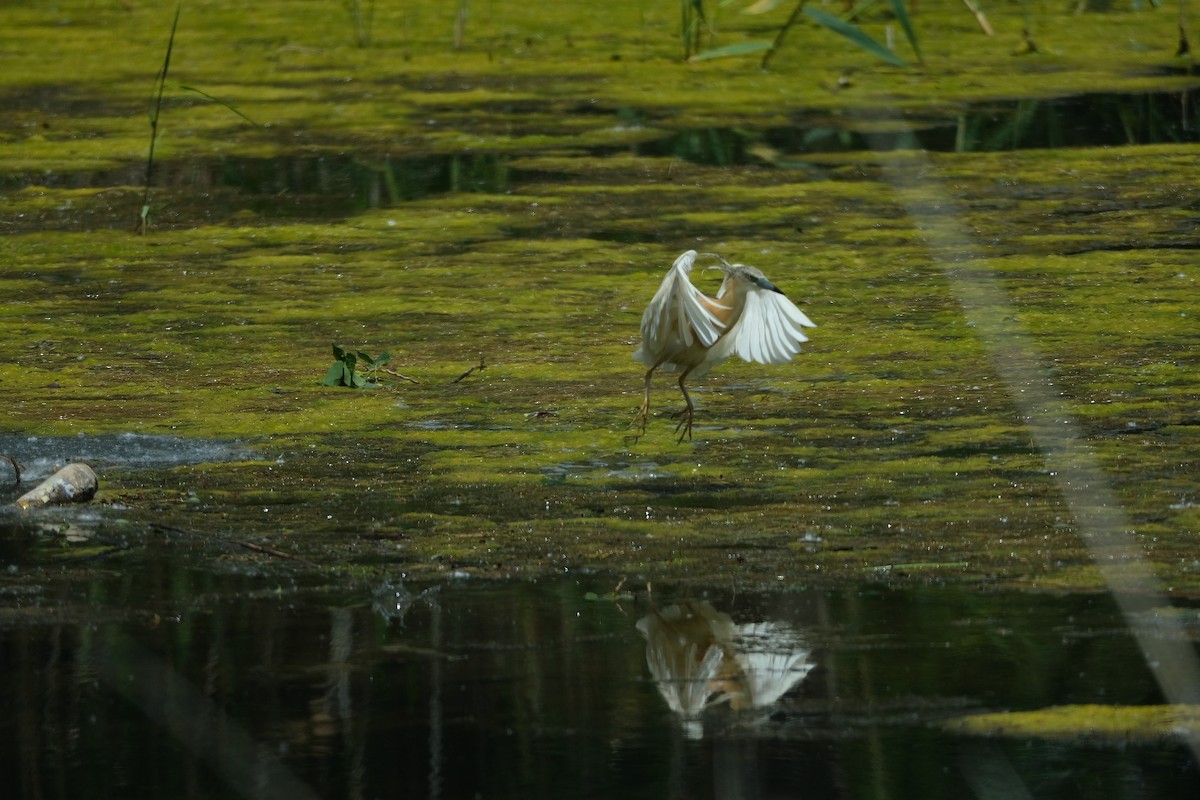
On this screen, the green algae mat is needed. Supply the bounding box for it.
[0,1,1197,592]
[946,703,1200,742]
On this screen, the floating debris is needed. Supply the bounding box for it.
[15,463,98,510]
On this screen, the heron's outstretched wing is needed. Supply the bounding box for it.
[635,250,727,366]
[719,288,815,365]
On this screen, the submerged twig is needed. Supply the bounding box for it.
[151,523,319,567]
[451,354,487,383]
[384,367,419,384]
[235,540,320,567]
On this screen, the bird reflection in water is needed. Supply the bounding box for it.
[636,600,814,738]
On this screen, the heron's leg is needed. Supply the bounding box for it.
[672,367,696,442]
[632,366,657,435]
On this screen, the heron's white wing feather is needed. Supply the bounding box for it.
[636,251,725,366]
[725,289,816,365]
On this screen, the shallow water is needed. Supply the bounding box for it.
[0,433,248,482]
[0,560,1196,799]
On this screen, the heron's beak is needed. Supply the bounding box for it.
[754,276,786,295]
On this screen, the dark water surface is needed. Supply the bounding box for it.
[5,88,1195,223]
[1,545,1196,799]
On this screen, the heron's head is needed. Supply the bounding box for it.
[725,263,785,295]
[699,253,787,295]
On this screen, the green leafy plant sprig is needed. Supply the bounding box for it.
[322,345,401,389]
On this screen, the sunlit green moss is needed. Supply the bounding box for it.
[0,1,1197,591]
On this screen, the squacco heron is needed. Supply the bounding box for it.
[633,249,816,441]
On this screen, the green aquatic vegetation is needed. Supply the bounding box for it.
[346,0,376,47]
[138,2,181,234]
[801,5,911,69]
[137,3,259,233]
[1,1,1198,594]
[702,0,922,69]
[679,0,710,60]
[321,345,395,388]
[945,704,1200,742]
[1,1,1189,164]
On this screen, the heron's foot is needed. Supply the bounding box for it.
[670,406,694,443]
[630,403,650,434]
[625,403,650,445]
